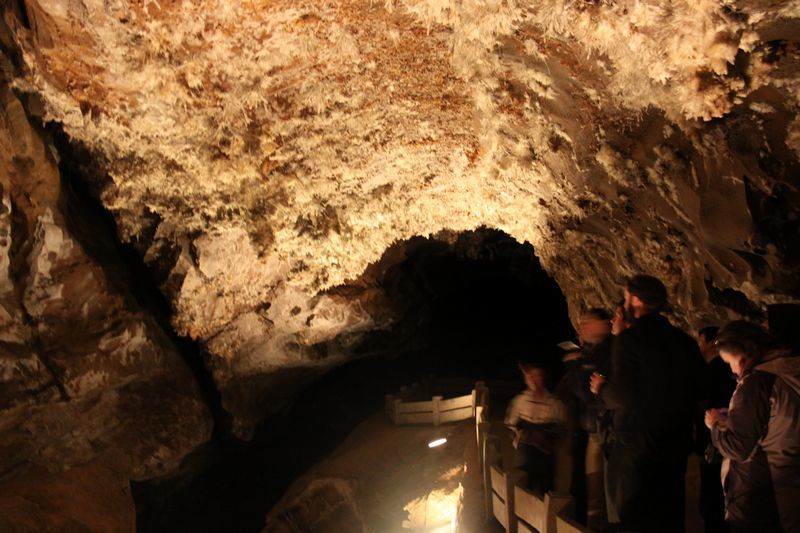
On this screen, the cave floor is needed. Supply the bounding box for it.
[263,414,502,532]
[263,389,704,532]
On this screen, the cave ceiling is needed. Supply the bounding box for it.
[1,0,799,444]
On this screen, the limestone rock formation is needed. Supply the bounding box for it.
[1,0,798,444]
[0,77,212,493]
[0,460,136,533]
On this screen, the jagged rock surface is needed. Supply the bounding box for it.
[0,460,136,533]
[1,0,798,439]
[0,79,212,493]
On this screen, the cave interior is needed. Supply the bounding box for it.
[0,0,799,532]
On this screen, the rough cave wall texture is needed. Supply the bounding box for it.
[0,0,799,484]
[0,79,213,477]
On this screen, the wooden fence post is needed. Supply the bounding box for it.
[432,395,442,426]
[544,492,574,533]
[471,388,477,417]
[501,435,521,533]
[477,420,490,474]
[385,394,393,421]
[506,469,527,533]
[475,381,487,408]
[483,434,499,522]
[392,398,401,424]
[475,408,482,455]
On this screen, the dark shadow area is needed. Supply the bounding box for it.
[354,228,576,382]
[134,228,575,532]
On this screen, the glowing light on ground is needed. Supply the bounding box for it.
[428,438,448,448]
[403,464,464,532]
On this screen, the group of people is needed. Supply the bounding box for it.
[505,274,800,532]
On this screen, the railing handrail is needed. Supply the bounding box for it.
[385,380,488,426]
[476,385,593,533]
[387,380,591,531]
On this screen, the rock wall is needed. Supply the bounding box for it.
[0,67,211,527]
[0,460,136,533]
[1,0,798,438]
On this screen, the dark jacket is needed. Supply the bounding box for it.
[560,336,613,433]
[695,355,736,456]
[569,335,614,433]
[707,356,737,409]
[584,335,614,378]
[711,351,800,532]
[599,313,707,448]
[556,359,584,437]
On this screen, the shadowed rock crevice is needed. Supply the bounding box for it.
[0,75,213,520]
[333,228,575,377]
[51,128,228,430]
[705,279,766,321]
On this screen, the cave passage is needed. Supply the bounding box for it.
[135,228,575,532]
[358,228,576,381]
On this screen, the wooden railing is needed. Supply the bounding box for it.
[474,387,593,533]
[385,381,489,426]
[385,378,593,532]
[487,460,588,533]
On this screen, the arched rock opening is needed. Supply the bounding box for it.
[334,227,575,378]
[134,227,575,531]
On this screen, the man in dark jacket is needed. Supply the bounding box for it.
[590,275,708,532]
[557,310,613,525]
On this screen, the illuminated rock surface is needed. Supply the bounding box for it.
[263,415,475,533]
[0,81,212,481]
[0,0,798,526]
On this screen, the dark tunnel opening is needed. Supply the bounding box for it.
[351,228,576,380]
[134,228,575,532]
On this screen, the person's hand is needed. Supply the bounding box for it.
[589,372,606,394]
[705,409,723,429]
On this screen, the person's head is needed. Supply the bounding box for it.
[624,275,668,318]
[716,320,777,377]
[611,299,630,335]
[518,362,547,392]
[698,326,720,359]
[580,308,612,345]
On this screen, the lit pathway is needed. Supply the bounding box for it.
[263,415,501,532]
